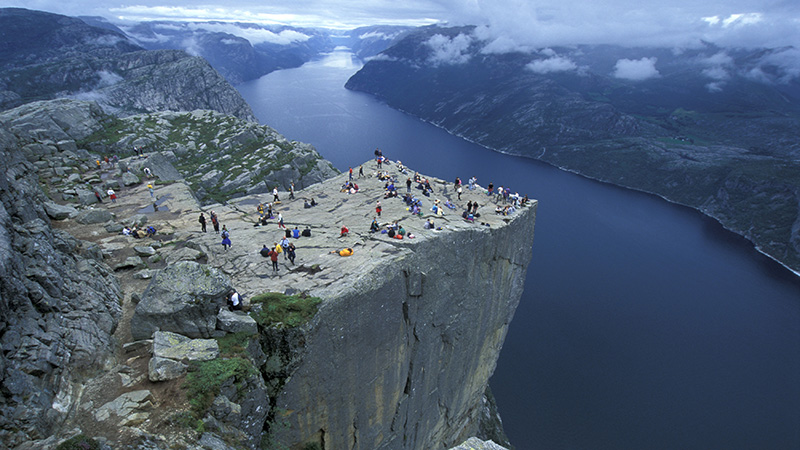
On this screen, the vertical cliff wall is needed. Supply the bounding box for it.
[265,187,537,449]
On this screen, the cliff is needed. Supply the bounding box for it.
[0,97,535,449]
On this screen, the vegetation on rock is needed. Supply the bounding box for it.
[250,292,322,328]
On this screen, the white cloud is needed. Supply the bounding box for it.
[425,33,473,66]
[365,53,399,62]
[526,56,578,74]
[613,57,660,81]
[186,23,310,45]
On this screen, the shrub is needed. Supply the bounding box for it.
[250,293,322,328]
[183,357,257,417]
[56,434,100,450]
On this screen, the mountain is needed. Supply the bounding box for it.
[0,8,255,121]
[346,25,800,273]
[336,25,415,59]
[121,21,335,84]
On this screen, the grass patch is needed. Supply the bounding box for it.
[56,434,100,450]
[250,293,322,328]
[183,357,257,418]
[216,332,252,357]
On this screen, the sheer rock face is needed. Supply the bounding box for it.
[222,166,537,449]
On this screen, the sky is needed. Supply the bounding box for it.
[2,0,799,50]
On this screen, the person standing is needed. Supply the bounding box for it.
[286,242,296,265]
[279,236,290,259]
[349,167,353,180]
[358,165,364,178]
[457,185,463,200]
[268,247,279,273]
[406,178,412,193]
[210,211,220,234]
[376,201,382,217]
[148,183,155,198]
[107,189,117,203]
[289,182,295,200]
[94,190,103,203]
[221,225,231,250]
[199,213,207,232]
[273,187,280,203]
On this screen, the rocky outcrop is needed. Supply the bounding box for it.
[0,8,255,121]
[77,108,339,203]
[0,114,122,447]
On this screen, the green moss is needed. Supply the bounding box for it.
[250,293,322,328]
[183,357,257,417]
[56,434,100,450]
[215,332,252,357]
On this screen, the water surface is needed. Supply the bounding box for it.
[238,49,800,450]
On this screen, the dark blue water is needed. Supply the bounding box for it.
[237,49,800,450]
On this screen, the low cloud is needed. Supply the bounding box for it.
[425,33,473,66]
[613,57,660,81]
[526,55,578,74]
[185,23,310,45]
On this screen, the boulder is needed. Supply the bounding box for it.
[163,246,205,264]
[127,213,148,227]
[75,208,113,224]
[94,390,153,424]
[121,172,140,186]
[152,331,219,362]
[148,356,187,382]
[43,202,77,220]
[148,331,219,381]
[114,256,144,271]
[133,246,156,257]
[130,261,232,340]
[104,223,124,233]
[216,309,258,335]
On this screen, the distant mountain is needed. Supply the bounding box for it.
[0,8,255,120]
[336,25,415,59]
[121,21,335,84]
[347,25,800,273]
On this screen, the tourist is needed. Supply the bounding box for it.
[292,226,300,239]
[107,189,116,203]
[289,182,295,200]
[340,225,349,237]
[210,211,220,234]
[286,243,296,265]
[301,227,312,237]
[268,247,279,273]
[279,236,290,259]
[199,213,207,232]
[376,201,382,217]
[277,212,286,229]
[260,245,270,257]
[370,217,379,233]
[148,183,154,198]
[228,290,242,311]
[273,187,280,202]
[221,226,231,250]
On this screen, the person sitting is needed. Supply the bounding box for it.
[370,218,380,233]
[398,225,406,236]
[292,227,300,239]
[310,198,317,207]
[304,199,312,209]
[340,225,349,237]
[228,290,242,311]
[301,227,312,237]
[423,219,434,229]
[146,226,156,237]
[260,245,270,257]
[387,228,396,238]
[122,226,132,236]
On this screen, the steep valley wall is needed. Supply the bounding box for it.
[271,208,536,449]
